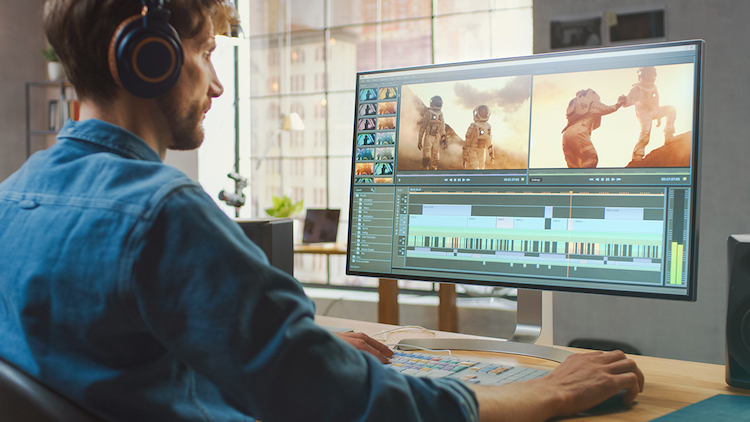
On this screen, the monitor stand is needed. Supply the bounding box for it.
[395,289,572,363]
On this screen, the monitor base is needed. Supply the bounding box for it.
[395,338,572,363]
[397,289,572,363]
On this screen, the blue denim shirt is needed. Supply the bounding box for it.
[0,119,478,422]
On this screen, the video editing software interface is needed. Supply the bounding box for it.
[347,41,703,299]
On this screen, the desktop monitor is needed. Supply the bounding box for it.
[346,40,704,359]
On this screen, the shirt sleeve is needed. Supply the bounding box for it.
[130,185,479,422]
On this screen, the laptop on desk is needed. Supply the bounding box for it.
[302,209,340,244]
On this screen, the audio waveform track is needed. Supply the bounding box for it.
[401,212,665,285]
[387,186,688,289]
[408,235,662,259]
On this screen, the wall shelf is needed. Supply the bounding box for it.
[25,79,75,158]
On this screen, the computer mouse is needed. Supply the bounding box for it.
[579,389,632,415]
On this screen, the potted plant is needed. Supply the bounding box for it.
[265,195,304,218]
[41,44,65,80]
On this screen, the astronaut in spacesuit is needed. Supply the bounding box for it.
[561,89,625,168]
[417,95,446,170]
[622,66,677,161]
[464,105,495,169]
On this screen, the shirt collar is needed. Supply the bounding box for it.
[56,119,162,163]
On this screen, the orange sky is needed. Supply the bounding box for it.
[529,63,696,168]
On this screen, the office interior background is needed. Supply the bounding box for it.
[1,0,749,366]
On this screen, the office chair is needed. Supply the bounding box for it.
[0,355,104,422]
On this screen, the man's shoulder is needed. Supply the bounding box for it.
[118,160,202,201]
[2,142,202,218]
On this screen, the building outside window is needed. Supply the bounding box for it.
[244,0,532,288]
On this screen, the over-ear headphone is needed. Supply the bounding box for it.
[108,0,184,98]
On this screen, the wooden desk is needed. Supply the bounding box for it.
[294,244,460,329]
[294,244,400,324]
[316,315,750,421]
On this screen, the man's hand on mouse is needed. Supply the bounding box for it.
[470,350,644,422]
[540,350,644,413]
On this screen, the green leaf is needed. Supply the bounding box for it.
[40,44,58,62]
[267,195,304,217]
[291,200,304,215]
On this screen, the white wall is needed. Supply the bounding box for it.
[0,0,47,180]
[534,0,750,364]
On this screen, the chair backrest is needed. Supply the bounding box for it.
[0,356,104,422]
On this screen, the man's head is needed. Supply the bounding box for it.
[43,0,235,152]
[43,0,233,104]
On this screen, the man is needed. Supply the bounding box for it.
[561,88,626,168]
[0,1,643,421]
[417,95,446,170]
[622,66,677,161]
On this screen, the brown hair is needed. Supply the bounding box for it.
[43,0,235,103]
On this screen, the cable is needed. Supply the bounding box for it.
[322,297,344,316]
[386,343,454,357]
[372,325,435,341]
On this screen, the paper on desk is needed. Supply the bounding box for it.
[650,394,750,421]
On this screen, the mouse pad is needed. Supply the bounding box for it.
[650,394,750,421]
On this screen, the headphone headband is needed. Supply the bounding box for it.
[108,0,183,98]
[142,0,170,24]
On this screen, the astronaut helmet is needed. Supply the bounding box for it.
[429,95,443,109]
[575,88,600,103]
[473,105,490,122]
[638,66,657,85]
[566,89,601,120]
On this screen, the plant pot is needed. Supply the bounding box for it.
[47,62,65,80]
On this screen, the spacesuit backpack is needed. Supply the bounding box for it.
[565,88,602,130]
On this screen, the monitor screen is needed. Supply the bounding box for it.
[346,40,703,301]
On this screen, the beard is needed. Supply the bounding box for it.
[156,91,206,151]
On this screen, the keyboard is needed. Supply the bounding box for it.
[386,350,549,386]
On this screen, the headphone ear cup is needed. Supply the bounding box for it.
[109,15,183,98]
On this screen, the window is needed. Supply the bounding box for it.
[246,0,532,287]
